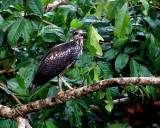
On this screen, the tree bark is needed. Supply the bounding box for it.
[0,77,160,119]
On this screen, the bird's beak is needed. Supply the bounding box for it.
[81,32,87,37]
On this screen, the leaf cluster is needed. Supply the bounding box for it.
[0,0,160,127]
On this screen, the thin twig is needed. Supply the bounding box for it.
[80,67,93,87]
[0,43,18,74]
[42,20,58,26]
[0,82,22,105]
[24,0,28,18]
[0,69,16,75]
[83,39,113,45]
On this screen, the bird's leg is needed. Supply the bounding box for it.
[58,75,74,90]
[58,75,64,95]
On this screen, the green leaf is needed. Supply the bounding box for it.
[87,26,104,56]
[0,119,17,128]
[0,29,4,46]
[104,0,125,20]
[105,88,114,112]
[114,3,130,38]
[22,19,33,43]
[141,86,150,98]
[110,87,119,98]
[139,65,153,77]
[8,18,24,45]
[70,18,84,28]
[97,90,105,100]
[15,0,23,5]
[140,0,149,15]
[108,123,132,128]
[0,15,4,25]
[45,120,58,128]
[66,101,74,126]
[104,48,119,61]
[115,53,129,73]
[47,86,59,97]
[94,68,99,82]
[34,121,45,128]
[1,0,13,9]
[153,56,160,71]
[19,60,36,86]
[146,86,157,100]
[130,60,139,77]
[28,0,43,17]
[16,73,25,90]
[68,100,83,128]
[113,37,128,47]
[124,44,139,54]
[98,61,114,79]
[96,3,104,19]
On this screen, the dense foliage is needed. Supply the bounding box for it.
[0,0,160,127]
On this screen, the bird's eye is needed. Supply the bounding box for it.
[73,32,78,35]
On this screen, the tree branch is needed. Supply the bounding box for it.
[43,0,69,13]
[0,77,160,119]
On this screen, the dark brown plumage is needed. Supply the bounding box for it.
[29,30,84,94]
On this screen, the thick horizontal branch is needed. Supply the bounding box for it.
[0,77,160,119]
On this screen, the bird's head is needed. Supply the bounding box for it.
[73,30,84,40]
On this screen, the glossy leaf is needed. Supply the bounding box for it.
[104,48,119,61]
[141,86,150,98]
[47,86,59,97]
[8,18,24,45]
[0,15,4,25]
[146,86,157,100]
[45,120,58,128]
[70,18,84,28]
[28,0,43,17]
[98,61,114,78]
[139,65,152,77]
[124,44,139,54]
[1,0,13,9]
[113,37,128,47]
[105,88,113,112]
[87,26,104,56]
[96,3,104,19]
[94,68,99,82]
[140,0,149,15]
[97,90,105,100]
[130,60,139,77]
[0,119,17,128]
[115,53,129,73]
[104,0,125,20]
[114,3,130,38]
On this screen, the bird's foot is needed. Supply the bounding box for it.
[57,90,64,95]
[66,86,76,93]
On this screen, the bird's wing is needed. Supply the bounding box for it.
[32,42,79,85]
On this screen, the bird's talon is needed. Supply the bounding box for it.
[58,91,64,95]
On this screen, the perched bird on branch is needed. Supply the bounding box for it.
[29,30,84,95]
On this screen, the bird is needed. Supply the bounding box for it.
[29,30,84,95]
